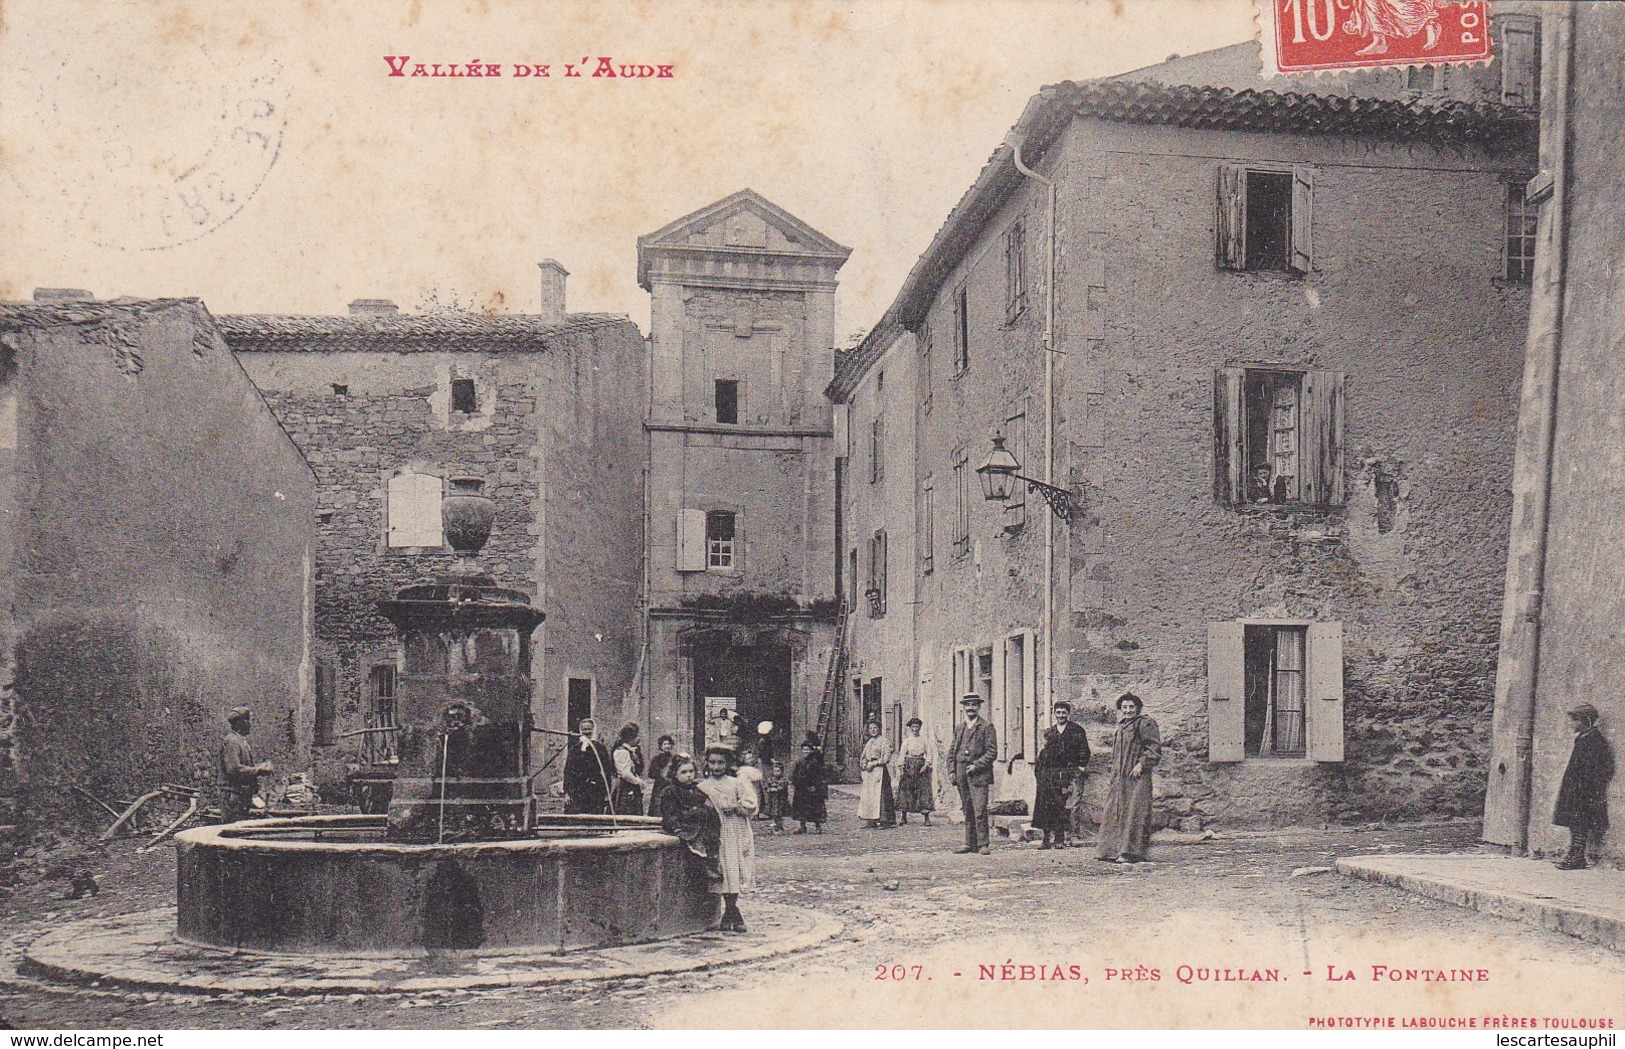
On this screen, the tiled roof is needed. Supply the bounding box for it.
[1050,80,1533,144]
[217,311,632,351]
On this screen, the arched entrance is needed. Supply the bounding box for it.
[685,626,802,764]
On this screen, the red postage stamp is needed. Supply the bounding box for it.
[1260,0,1494,74]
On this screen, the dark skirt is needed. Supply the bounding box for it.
[878,767,897,827]
[611,783,644,817]
[897,756,933,813]
[792,786,827,824]
[1031,768,1070,831]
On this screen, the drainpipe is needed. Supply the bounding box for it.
[1008,133,1059,726]
[1487,3,1574,852]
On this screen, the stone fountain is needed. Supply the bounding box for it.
[174,478,715,955]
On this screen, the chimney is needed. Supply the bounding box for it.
[348,298,399,316]
[537,260,569,324]
[33,288,95,302]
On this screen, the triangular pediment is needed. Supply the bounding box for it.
[638,190,851,289]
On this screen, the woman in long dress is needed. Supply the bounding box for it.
[1097,692,1162,864]
[895,718,933,825]
[697,746,758,932]
[610,722,649,816]
[790,739,828,834]
[857,721,896,829]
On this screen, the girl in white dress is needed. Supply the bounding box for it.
[698,747,758,932]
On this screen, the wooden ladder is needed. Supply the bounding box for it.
[814,601,851,766]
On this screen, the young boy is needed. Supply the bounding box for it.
[1554,703,1615,870]
[762,759,789,832]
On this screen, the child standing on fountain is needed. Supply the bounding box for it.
[698,746,758,932]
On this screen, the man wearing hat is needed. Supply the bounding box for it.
[1033,701,1092,849]
[1553,702,1614,870]
[946,693,997,854]
[218,707,273,824]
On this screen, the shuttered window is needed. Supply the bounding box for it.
[387,470,443,548]
[1214,367,1344,508]
[1208,620,1343,763]
[1217,164,1313,275]
[866,529,887,617]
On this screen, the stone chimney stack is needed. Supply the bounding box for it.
[348,299,399,316]
[537,260,569,324]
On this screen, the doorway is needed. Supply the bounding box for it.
[692,640,793,764]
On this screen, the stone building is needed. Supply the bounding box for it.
[636,190,849,766]
[1485,4,1625,863]
[832,33,1540,827]
[0,295,316,823]
[223,281,646,789]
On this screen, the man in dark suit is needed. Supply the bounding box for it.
[1554,702,1614,870]
[947,693,997,854]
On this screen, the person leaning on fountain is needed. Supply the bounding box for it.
[563,717,614,815]
[218,706,272,824]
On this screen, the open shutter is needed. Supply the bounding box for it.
[1207,622,1246,762]
[1299,370,1345,507]
[1216,164,1246,270]
[991,641,1008,762]
[676,508,706,572]
[876,531,888,614]
[1290,165,1314,274]
[1306,621,1344,762]
[1213,367,1246,505]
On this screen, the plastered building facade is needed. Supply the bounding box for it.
[835,37,1539,827]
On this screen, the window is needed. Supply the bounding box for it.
[861,678,883,730]
[1214,367,1344,507]
[1405,64,1447,92]
[1499,17,1540,108]
[866,529,888,617]
[715,379,739,424]
[1217,164,1313,275]
[1005,220,1028,321]
[849,548,859,610]
[331,383,349,397]
[870,416,884,484]
[951,449,971,554]
[364,664,399,764]
[314,660,337,747]
[451,378,477,414]
[567,677,594,733]
[387,469,443,548]
[1504,182,1537,284]
[999,631,1033,761]
[919,477,936,575]
[952,285,970,375]
[706,510,736,569]
[918,324,933,414]
[1207,621,1344,762]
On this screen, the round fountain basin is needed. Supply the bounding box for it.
[176,814,717,956]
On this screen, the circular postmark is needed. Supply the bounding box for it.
[5,27,289,252]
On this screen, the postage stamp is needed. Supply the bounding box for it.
[1259,0,1495,75]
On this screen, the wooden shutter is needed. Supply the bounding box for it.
[1290,165,1314,274]
[1213,367,1246,505]
[387,471,443,547]
[1216,164,1246,270]
[876,530,888,614]
[676,508,706,571]
[1306,621,1345,762]
[1207,622,1246,762]
[1300,370,1345,507]
[991,641,1008,761]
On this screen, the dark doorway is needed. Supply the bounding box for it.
[567,677,593,733]
[692,640,793,762]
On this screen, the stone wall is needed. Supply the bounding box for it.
[0,300,315,823]
[233,318,645,790]
[903,116,1532,828]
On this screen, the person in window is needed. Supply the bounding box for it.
[1247,463,1276,504]
[610,722,651,816]
[1097,692,1161,865]
[896,718,934,826]
[1553,703,1615,870]
[1032,701,1092,850]
[697,746,758,932]
[646,734,678,819]
[563,717,613,815]
[218,706,273,824]
[790,738,828,834]
[858,720,896,829]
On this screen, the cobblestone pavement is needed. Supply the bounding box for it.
[2,796,1623,1029]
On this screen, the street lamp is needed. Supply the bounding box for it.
[975,434,1079,521]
